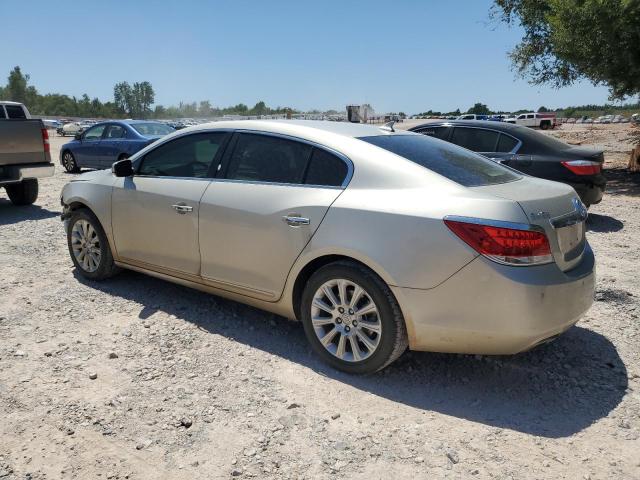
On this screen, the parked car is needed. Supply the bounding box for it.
[58,122,84,137]
[59,120,175,173]
[409,120,606,207]
[505,112,557,130]
[566,118,576,124]
[61,120,595,373]
[0,101,54,205]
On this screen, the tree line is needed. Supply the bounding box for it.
[0,66,295,119]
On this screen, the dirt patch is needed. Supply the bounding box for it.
[0,132,639,479]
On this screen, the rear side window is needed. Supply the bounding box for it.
[0,107,6,119]
[414,126,451,140]
[305,148,348,187]
[226,133,312,184]
[5,105,26,119]
[496,134,519,153]
[139,132,226,178]
[105,125,126,139]
[450,127,499,152]
[358,134,521,187]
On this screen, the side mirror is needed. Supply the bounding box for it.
[112,159,133,177]
[74,133,82,140]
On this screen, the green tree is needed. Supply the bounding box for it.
[492,0,640,99]
[537,106,549,112]
[5,66,29,103]
[113,81,132,115]
[467,102,491,115]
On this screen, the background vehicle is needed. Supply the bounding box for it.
[60,120,174,172]
[456,114,489,120]
[61,120,594,373]
[0,101,54,205]
[409,120,606,206]
[0,101,30,119]
[505,112,557,129]
[57,122,84,137]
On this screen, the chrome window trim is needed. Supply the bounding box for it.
[130,128,354,188]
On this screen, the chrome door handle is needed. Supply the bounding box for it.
[283,215,310,227]
[172,204,193,214]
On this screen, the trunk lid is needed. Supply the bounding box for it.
[473,177,587,272]
[565,145,605,163]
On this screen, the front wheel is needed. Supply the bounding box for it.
[5,179,38,205]
[300,261,408,374]
[66,209,120,280]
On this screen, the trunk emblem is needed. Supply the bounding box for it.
[530,211,551,220]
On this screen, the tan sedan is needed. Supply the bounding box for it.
[61,120,595,373]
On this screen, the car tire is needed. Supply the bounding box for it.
[66,208,120,280]
[540,122,550,130]
[62,151,80,173]
[5,179,39,205]
[300,260,408,374]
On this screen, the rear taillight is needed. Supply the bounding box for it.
[444,219,553,266]
[41,128,50,153]
[561,160,601,175]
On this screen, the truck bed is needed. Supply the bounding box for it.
[0,119,48,166]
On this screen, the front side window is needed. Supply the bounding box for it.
[105,125,126,139]
[225,133,312,184]
[305,148,348,187]
[5,105,26,119]
[138,132,226,178]
[358,134,521,187]
[83,125,106,140]
[450,127,499,152]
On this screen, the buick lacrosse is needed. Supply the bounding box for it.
[61,120,595,373]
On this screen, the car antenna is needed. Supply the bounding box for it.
[380,121,395,132]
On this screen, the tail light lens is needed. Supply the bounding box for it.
[41,128,50,153]
[444,219,553,266]
[561,160,601,175]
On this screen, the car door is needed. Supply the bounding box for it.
[75,124,107,168]
[99,124,127,168]
[198,132,349,301]
[111,131,230,276]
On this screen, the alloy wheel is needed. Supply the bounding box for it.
[310,278,382,362]
[63,152,75,171]
[70,219,102,272]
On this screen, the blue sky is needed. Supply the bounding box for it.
[0,0,613,113]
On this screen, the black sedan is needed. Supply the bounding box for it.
[409,120,606,207]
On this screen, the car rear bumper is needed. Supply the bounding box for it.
[392,244,595,355]
[568,180,605,206]
[0,162,55,185]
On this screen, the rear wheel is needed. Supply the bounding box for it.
[300,261,408,373]
[540,121,550,130]
[62,151,80,173]
[66,209,120,280]
[5,179,38,205]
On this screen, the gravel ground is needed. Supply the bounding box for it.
[1,126,639,479]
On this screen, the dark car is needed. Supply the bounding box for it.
[409,120,606,207]
[60,120,174,173]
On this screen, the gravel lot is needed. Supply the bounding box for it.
[1,125,639,479]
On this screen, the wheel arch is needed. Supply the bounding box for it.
[289,252,400,321]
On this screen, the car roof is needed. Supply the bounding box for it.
[182,119,415,139]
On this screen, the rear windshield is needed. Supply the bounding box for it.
[359,134,521,187]
[131,122,174,136]
[512,126,572,153]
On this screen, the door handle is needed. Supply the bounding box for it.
[172,203,194,214]
[283,215,310,227]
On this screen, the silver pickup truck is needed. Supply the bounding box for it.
[0,101,55,205]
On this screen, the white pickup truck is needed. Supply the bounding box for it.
[505,112,558,130]
[0,101,54,205]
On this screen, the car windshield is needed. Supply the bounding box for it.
[131,122,175,136]
[358,134,521,187]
